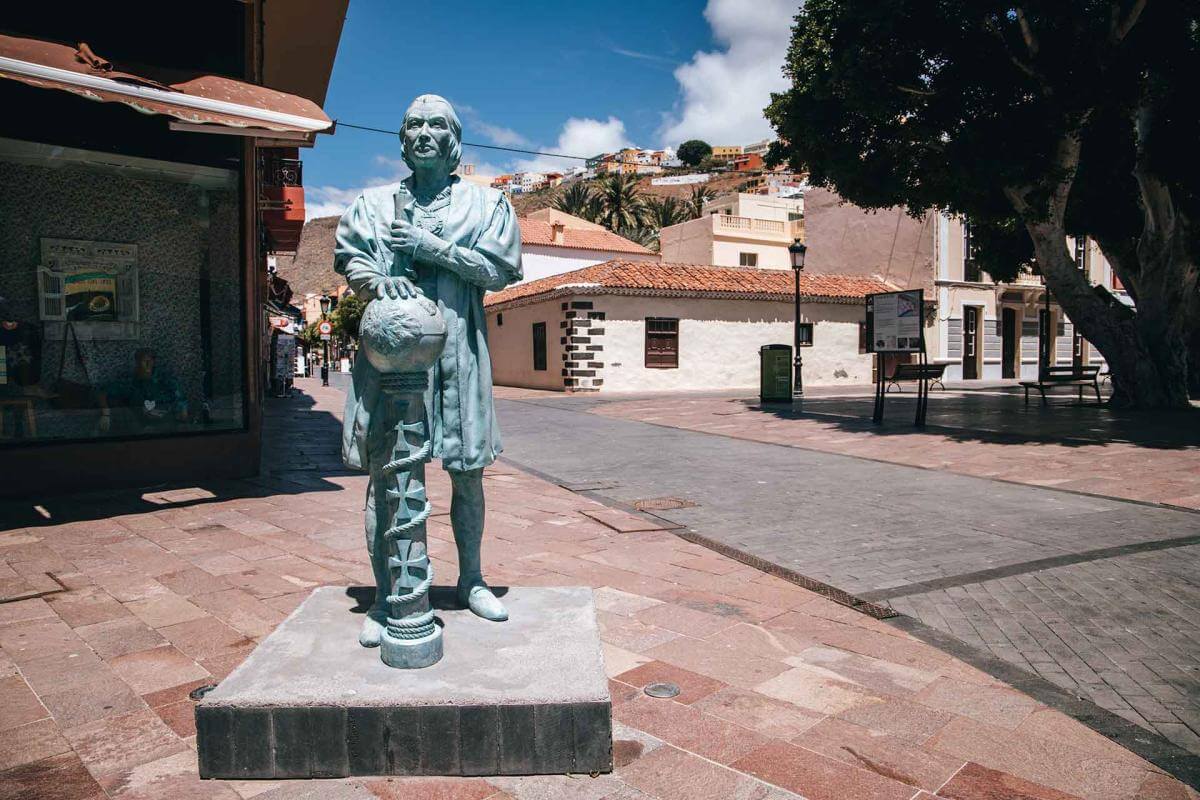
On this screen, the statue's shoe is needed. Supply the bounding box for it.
[358,611,386,647]
[459,582,508,622]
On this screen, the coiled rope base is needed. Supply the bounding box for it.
[378,374,442,669]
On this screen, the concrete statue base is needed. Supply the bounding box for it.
[195,586,612,779]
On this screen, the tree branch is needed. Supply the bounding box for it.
[1015,8,1039,56]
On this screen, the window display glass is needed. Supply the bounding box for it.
[0,136,244,444]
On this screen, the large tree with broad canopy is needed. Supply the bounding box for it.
[765,0,1198,407]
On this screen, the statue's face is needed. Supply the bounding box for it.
[402,99,456,169]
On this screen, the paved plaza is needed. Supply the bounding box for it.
[1,380,1197,799]
[495,386,1200,761]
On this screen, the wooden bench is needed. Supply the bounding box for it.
[1020,365,1102,406]
[886,362,947,393]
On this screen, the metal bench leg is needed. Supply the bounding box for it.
[1040,388,1048,406]
[1024,386,1029,406]
[1093,381,1101,404]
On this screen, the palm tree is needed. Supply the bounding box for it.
[552,182,595,220]
[616,224,660,253]
[595,173,646,233]
[645,196,687,230]
[686,184,715,219]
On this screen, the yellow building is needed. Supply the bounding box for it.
[710,145,743,161]
[659,193,805,269]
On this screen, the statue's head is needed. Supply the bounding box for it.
[400,94,462,174]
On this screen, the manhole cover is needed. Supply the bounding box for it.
[634,497,697,512]
[643,682,680,699]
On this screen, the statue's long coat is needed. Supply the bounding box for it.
[334,177,522,473]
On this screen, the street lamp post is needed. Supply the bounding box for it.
[788,239,807,400]
[319,293,332,387]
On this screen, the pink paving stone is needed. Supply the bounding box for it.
[754,666,886,716]
[834,696,953,743]
[791,644,941,696]
[691,687,826,740]
[611,682,771,766]
[0,752,106,800]
[199,645,255,680]
[924,715,1153,800]
[937,762,1084,800]
[0,617,90,664]
[615,660,727,705]
[37,678,146,729]
[791,717,966,793]
[1135,772,1200,800]
[0,674,49,730]
[89,573,171,603]
[731,740,915,800]
[0,717,72,771]
[156,567,233,597]
[152,700,197,738]
[644,634,791,688]
[714,623,817,662]
[157,616,255,661]
[122,593,209,629]
[73,616,167,660]
[0,596,61,626]
[635,601,740,638]
[142,678,215,709]
[580,508,676,533]
[45,587,130,628]
[598,610,682,653]
[362,777,502,800]
[108,645,209,695]
[102,749,241,800]
[620,744,783,800]
[63,708,188,788]
[652,585,786,624]
[915,676,1041,730]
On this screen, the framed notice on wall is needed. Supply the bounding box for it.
[38,239,139,339]
[865,290,923,353]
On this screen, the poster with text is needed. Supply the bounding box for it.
[866,290,923,352]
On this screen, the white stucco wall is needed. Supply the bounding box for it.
[711,239,790,269]
[485,299,564,390]
[658,217,714,266]
[597,296,872,392]
[518,245,657,284]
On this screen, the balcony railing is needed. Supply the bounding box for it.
[260,156,303,187]
[712,214,805,240]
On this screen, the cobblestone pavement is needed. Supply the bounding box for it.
[2,379,1195,799]
[494,392,1200,759]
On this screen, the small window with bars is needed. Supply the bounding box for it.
[739,252,758,267]
[645,317,679,369]
[797,322,813,347]
[1074,237,1089,272]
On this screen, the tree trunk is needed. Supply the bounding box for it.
[1023,221,1191,408]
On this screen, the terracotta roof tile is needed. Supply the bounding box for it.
[518,219,654,255]
[486,261,897,308]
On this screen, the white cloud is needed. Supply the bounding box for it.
[658,0,795,148]
[514,116,632,174]
[304,154,408,220]
[473,121,529,148]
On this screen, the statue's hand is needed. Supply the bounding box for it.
[387,219,421,256]
[371,275,419,300]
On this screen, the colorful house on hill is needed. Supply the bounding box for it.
[484,260,894,393]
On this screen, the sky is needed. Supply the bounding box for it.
[303,0,798,218]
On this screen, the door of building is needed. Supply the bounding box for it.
[962,306,979,380]
[1001,308,1017,379]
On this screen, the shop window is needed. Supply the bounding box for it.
[532,322,546,371]
[0,137,244,445]
[645,317,679,369]
[739,252,758,267]
[797,323,814,347]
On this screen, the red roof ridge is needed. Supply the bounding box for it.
[518,218,653,255]
[486,260,899,308]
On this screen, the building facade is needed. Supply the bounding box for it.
[933,215,1122,381]
[659,194,805,270]
[485,261,893,393]
[0,3,344,496]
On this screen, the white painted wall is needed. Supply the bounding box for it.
[485,300,563,390]
[599,296,871,392]
[517,245,657,284]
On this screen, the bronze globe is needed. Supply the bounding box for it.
[359,294,448,374]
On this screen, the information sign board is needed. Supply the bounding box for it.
[865,290,923,353]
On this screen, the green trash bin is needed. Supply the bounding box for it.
[760,344,793,403]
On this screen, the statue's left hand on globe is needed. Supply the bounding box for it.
[359,294,448,374]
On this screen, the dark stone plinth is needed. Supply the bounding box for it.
[196,586,612,779]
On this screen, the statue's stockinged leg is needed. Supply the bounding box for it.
[376,372,443,668]
[357,475,392,647]
[450,468,508,622]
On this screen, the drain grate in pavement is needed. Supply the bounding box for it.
[634,497,698,512]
